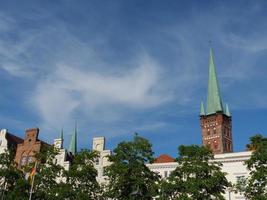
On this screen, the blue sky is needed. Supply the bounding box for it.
[0,0,267,157]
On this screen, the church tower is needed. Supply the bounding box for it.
[200,48,233,154]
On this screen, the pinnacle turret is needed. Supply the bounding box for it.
[60,128,64,140]
[200,101,205,116]
[225,104,231,117]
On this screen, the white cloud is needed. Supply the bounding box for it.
[33,55,172,130]
[1,63,33,77]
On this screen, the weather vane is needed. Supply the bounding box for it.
[209,40,212,46]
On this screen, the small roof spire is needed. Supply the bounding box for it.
[60,128,64,140]
[206,47,224,115]
[200,101,205,116]
[68,123,77,155]
[225,103,231,117]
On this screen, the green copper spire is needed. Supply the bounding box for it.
[68,123,77,155]
[206,48,223,115]
[60,128,64,140]
[200,101,205,116]
[225,104,231,117]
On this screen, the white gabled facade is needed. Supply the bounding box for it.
[92,137,111,184]
[53,137,71,171]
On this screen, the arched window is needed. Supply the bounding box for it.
[28,156,34,164]
[214,140,218,149]
[20,156,28,166]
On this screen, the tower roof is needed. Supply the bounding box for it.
[206,48,224,115]
[68,124,77,155]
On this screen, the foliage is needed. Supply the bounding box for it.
[30,145,64,200]
[0,144,102,200]
[237,134,267,200]
[161,145,229,200]
[61,149,102,200]
[105,134,160,200]
[0,148,30,200]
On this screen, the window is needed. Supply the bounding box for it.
[164,171,168,178]
[95,158,99,165]
[224,141,227,150]
[214,141,218,149]
[213,129,216,135]
[228,143,231,151]
[20,156,28,166]
[236,176,246,190]
[28,156,34,164]
[0,140,2,146]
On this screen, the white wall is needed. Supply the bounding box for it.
[92,137,111,184]
[0,129,8,154]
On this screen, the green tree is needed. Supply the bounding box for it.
[0,148,30,200]
[59,149,102,200]
[105,134,160,200]
[161,145,229,200]
[238,134,267,200]
[30,145,64,200]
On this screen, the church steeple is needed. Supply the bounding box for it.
[68,123,77,155]
[200,47,233,154]
[206,48,223,115]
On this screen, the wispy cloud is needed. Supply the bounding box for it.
[33,55,173,132]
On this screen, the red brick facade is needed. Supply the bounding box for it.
[15,128,49,167]
[200,113,233,154]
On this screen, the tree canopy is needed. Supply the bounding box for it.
[0,148,29,200]
[161,145,229,200]
[237,134,267,200]
[105,134,160,200]
[61,149,102,200]
[0,146,102,200]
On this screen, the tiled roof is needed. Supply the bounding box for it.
[153,154,175,163]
